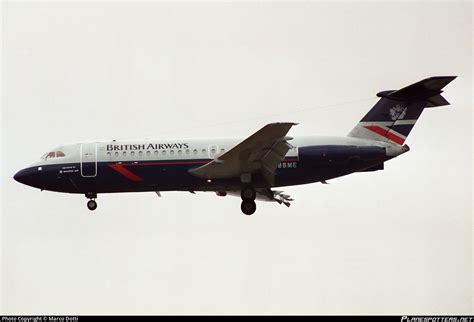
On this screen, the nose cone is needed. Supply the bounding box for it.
[14,168,28,184]
[14,167,39,188]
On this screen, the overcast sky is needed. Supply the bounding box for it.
[1,1,472,315]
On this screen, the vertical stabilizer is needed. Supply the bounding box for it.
[348,76,456,145]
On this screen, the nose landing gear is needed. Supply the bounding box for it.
[87,199,97,211]
[240,185,256,215]
[85,192,97,211]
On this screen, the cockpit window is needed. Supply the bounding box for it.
[41,151,66,160]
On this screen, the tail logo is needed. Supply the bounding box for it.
[389,105,407,120]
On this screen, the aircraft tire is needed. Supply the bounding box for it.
[241,185,256,201]
[87,199,97,211]
[241,200,256,215]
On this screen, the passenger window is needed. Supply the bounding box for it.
[131,151,135,156]
[107,152,111,157]
[146,151,151,156]
[170,150,174,155]
[123,151,127,156]
[115,151,119,157]
[162,150,166,155]
[139,151,143,157]
[186,150,190,155]
[220,148,225,153]
[178,150,182,156]
[193,149,198,155]
[154,151,158,156]
[202,149,206,154]
[211,148,216,154]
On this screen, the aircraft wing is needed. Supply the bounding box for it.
[189,122,297,185]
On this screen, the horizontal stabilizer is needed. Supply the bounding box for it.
[425,94,450,107]
[377,76,456,105]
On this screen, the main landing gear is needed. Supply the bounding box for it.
[240,185,256,215]
[86,192,97,211]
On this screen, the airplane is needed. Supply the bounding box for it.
[14,76,456,215]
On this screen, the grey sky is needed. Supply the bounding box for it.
[1,1,472,314]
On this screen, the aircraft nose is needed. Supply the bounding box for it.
[14,168,28,184]
[13,168,37,186]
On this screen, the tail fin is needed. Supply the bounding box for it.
[348,76,456,145]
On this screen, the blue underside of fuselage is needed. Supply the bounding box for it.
[14,145,391,194]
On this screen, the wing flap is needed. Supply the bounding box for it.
[220,188,294,207]
[259,140,294,185]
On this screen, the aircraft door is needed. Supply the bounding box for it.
[81,143,97,177]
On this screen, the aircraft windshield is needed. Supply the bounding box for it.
[41,151,66,160]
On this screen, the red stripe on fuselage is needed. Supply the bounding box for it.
[108,164,143,182]
[125,160,210,167]
[363,125,405,145]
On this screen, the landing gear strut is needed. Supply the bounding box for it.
[240,185,256,215]
[85,192,97,211]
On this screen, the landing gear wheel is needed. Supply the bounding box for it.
[241,185,256,201]
[241,200,256,216]
[87,199,97,211]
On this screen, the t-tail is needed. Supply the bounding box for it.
[348,76,456,145]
